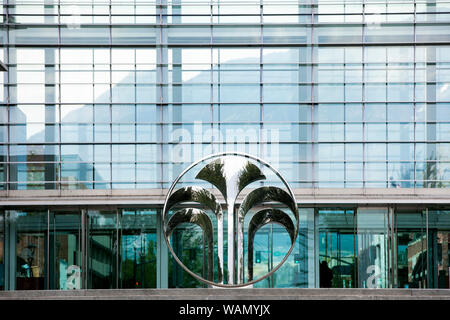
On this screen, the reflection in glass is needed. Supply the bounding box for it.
[318,209,356,288]
[88,210,117,289]
[357,208,390,288]
[168,223,208,288]
[428,210,450,288]
[120,210,157,288]
[0,212,3,290]
[50,212,81,290]
[16,211,47,290]
[396,210,427,288]
[251,224,272,288]
[250,218,300,289]
[60,26,109,45]
[10,26,58,45]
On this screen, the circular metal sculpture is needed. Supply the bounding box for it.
[162,152,299,287]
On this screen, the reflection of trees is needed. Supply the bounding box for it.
[121,239,157,288]
[390,162,413,188]
[425,153,445,188]
[169,225,206,288]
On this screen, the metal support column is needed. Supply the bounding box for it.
[81,208,87,289]
[156,210,168,288]
[4,210,16,290]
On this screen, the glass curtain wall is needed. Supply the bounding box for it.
[1,1,449,189]
[1,206,450,289]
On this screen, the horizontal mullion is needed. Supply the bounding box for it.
[4,21,450,26]
[5,42,450,49]
[1,1,441,5]
[6,141,450,145]
[4,101,450,105]
[8,162,158,164]
[1,1,449,7]
[4,101,450,104]
[5,62,450,67]
[5,160,450,164]
[7,121,450,124]
[6,12,448,17]
[4,81,440,85]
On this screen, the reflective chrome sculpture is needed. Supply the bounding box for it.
[162,152,299,287]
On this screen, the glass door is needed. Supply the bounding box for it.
[168,223,207,288]
[87,209,118,289]
[357,207,391,288]
[395,209,427,288]
[50,211,82,290]
[318,209,357,288]
[252,225,272,288]
[120,209,157,288]
[15,210,48,290]
[428,210,450,288]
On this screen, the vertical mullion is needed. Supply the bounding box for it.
[388,207,392,288]
[5,0,9,192]
[157,0,164,191]
[46,208,50,289]
[413,0,417,188]
[81,208,86,289]
[311,0,315,188]
[353,209,357,287]
[92,46,95,189]
[217,8,222,153]
[134,49,137,189]
[270,223,273,287]
[386,207,389,288]
[210,0,214,153]
[297,2,302,188]
[425,207,429,288]
[116,207,120,289]
[57,0,61,191]
[160,22,164,190]
[392,206,397,288]
[362,0,366,189]
[314,208,318,287]
[385,51,388,188]
[210,0,214,154]
[343,49,346,188]
[259,0,263,162]
[109,0,113,191]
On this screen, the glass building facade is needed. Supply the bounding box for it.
[0,0,449,290]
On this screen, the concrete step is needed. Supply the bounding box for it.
[0,288,449,300]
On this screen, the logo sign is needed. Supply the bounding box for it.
[163,152,299,287]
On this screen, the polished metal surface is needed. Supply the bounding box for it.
[247,209,296,281]
[162,152,299,288]
[166,208,214,281]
